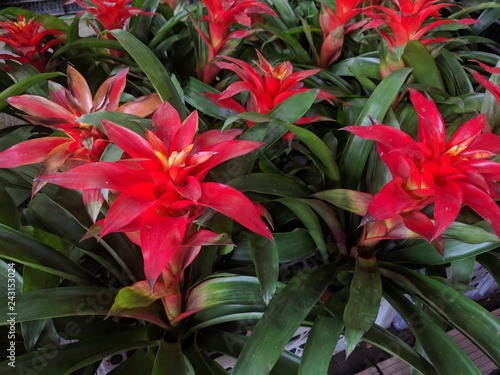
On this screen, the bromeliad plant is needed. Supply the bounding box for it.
[1,1,500,374]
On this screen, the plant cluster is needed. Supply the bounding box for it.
[0,0,500,374]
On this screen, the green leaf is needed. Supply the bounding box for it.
[267,0,297,27]
[77,111,151,136]
[258,25,311,63]
[184,77,236,120]
[107,282,167,317]
[363,324,437,375]
[0,224,99,286]
[224,89,320,128]
[383,280,481,375]
[481,58,500,132]
[343,255,382,356]
[469,2,500,35]
[228,173,311,198]
[477,252,500,287]
[279,124,340,187]
[248,235,279,304]
[0,287,113,324]
[330,56,381,79]
[231,230,316,264]
[378,223,500,265]
[185,276,275,314]
[0,71,63,110]
[381,263,500,367]
[436,49,473,96]
[302,198,347,257]
[231,264,335,375]
[50,38,125,60]
[312,188,372,216]
[6,328,157,375]
[35,13,70,32]
[152,339,187,375]
[111,29,187,118]
[403,41,444,91]
[340,68,412,189]
[298,314,343,375]
[451,257,476,285]
[133,0,160,42]
[444,221,500,244]
[106,349,153,375]
[276,198,328,262]
[0,186,21,230]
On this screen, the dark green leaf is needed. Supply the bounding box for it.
[344,255,382,356]
[477,252,500,287]
[5,329,157,375]
[152,339,187,375]
[383,280,481,375]
[0,72,63,110]
[77,111,151,136]
[0,287,113,324]
[299,314,343,375]
[364,324,437,375]
[228,173,311,198]
[232,264,335,375]
[403,41,444,91]
[0,186,21,230]
[232,230,316,264]
[111,30,186,118]
[381,263,500,367]
[0,224,99,286]
[248,235,279,304]
[340,68,412,189]
[276,198,328,262]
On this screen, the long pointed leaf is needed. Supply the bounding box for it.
[0,224,99,286]
[381,262,500,367]
[383,280,481,375]
[340,68,412,189]
[343,255,382,356]
[111,30,186,118]
[402,41,444,91]
[298,314,343,375]
[232,264,335,375]
[248,234,279,304]
[0,72,63,110]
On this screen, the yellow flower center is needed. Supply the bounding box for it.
[14,18,28,30]
[155,144,194,171]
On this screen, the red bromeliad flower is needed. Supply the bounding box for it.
[66,0,149,31]
[363,0,476,78]
[318,1,367,68]
[39,102,273,285]
[343,88,500,253]
[0,14,64,72]
[207,51,335,142]
[363,0,475,50]
[469,60,500,105]
[1,66,161,219]
[194,0,277,83]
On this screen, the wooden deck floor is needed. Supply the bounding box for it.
[356,308,500,375]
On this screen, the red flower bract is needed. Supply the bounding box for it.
[208,51,335,141]
[40,102,272,284]
[343,88,500,253]
[363,0,476,50]
[0,14,64,72]
[66,0,149,31]
[2,66,161,219]
[318,0,366,68]
[194,0,277,83]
